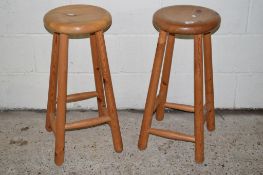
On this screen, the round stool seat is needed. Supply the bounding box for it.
[153,5,221,34]
[44,5,112,35]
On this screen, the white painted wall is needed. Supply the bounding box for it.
[0,0,263,109]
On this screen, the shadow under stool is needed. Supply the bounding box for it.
[138,5,221,163]
[43,4,123,165]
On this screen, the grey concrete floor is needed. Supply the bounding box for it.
[0,110,262,175]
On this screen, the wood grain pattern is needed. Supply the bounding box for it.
[46,33,59,132]
[44,5,112,35]
[55,34,68,166]
[153,5,221,34]
[65,116,111,130]
[50,113,56,134]
[156,34,175,121]
[90,34,107,117]
[66,91,97,103]
[194,34,204,163]
[164,102,194,113]
[96,31,123,153]
[204,33,215,131]
[138,30,167,150]
[149,128,195,142]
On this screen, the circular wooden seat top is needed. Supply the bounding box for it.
[153,5,221,34]
[44,5,112,35]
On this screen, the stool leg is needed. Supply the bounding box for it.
[90,34,107,117]
[46,33,59,132]
[194,34,204,163]
[156,34,175,121]
[138,31,167,149]
[203,33,215,131]
[95,31,123,152]
[55,34,68,166]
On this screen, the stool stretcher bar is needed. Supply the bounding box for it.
[66,91,98,103]
[149,128,195,142]
[65,116,111,131]
[164,102,195,113]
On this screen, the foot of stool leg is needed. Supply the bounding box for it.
[95,31,123,153]
[90,34,107,117]
[55,34,68,166]
[138,31,167,150]
[204,33,215,131]
[156,34,175,121]
[194,34,204,163]
[46,33,59,132]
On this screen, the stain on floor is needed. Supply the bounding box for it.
[9,138,28,146]
[20,126,29,131]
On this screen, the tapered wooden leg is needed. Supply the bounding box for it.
[95,31,123,152]
[55,34,68,166]
[90,34,107,117]
[194,34,204,163]
[156,34,175,121]
[203,33,215,131]
[46,33,59,132]
[138,31,167,150]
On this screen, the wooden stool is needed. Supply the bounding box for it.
[44,5,123,166]
[138,5,221,163]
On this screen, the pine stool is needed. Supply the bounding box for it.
[44,5,123,165]
[138,5,221,163]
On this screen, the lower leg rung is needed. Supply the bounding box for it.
[66,91,98,103]
[65,116,110,131]
[149,128,195,142]
[165,102,194,112]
